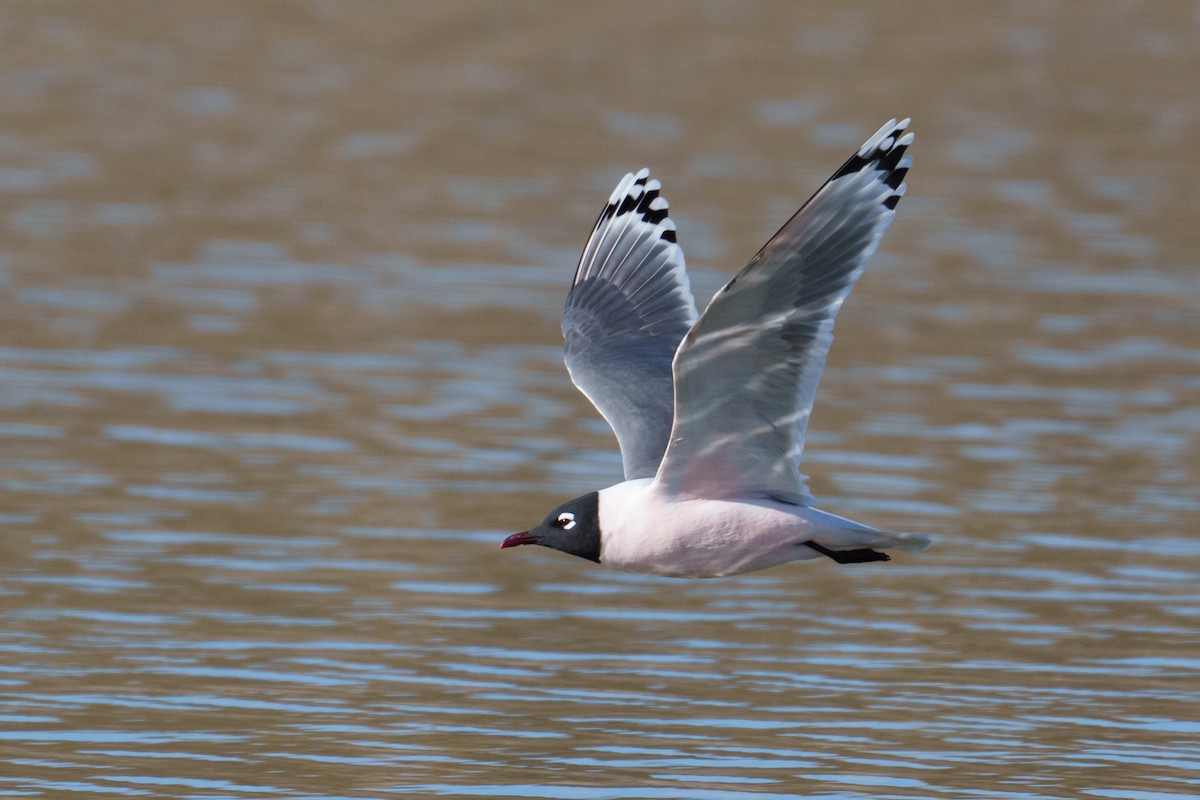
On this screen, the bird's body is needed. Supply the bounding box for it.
[501,118,932,577]
[596,479,925,578]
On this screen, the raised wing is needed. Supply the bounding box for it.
[654,119,914,502]
[563,169,699,480]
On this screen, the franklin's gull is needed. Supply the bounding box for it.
[501,119,932,577]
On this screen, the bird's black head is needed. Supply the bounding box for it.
[500,492,600,563]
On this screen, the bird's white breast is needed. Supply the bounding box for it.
[596,479,822,578]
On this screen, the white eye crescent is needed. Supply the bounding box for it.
[557,512,576,530]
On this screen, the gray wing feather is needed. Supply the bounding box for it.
[655,120,914,502]
[563,169,699,480]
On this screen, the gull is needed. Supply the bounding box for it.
[501,119,931,577]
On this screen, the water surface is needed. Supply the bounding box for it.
[1,2,1198,798]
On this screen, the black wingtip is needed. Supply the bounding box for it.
[597,170,676,234]
[805,540,891,564]
[829,119,912,212]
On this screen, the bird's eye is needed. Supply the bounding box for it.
[556,512,577,530]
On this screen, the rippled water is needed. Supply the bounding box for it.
[2,3,1198,798]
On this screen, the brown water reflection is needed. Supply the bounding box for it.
[1,2,1198,798]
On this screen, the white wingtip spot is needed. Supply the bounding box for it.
[608,173,637,204]
[858,118,898,156]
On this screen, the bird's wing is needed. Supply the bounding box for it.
[654,119,914,502]
[562,169,699,480]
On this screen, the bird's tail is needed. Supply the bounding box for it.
[804,506,933,560]
[868,528,933,553]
